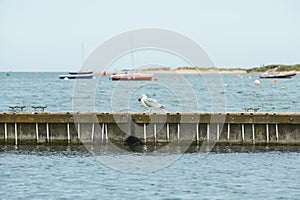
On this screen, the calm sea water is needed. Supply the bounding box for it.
[0,72,300,199]
[0,145,299,199]
[1,72,300,112]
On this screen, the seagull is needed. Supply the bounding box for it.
[138,94,165,112]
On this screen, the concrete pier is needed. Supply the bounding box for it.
[0,112,299,145]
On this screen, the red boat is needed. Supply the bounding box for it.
[259,71,296,79]
[110,73,152,81]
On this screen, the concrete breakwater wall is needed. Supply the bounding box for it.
[0,112,299,145]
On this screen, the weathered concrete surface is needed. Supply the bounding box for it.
[0,112,299,145]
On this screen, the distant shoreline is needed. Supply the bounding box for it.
[135,65,300,74]
[2,64,299,74]
[136,69,248,74]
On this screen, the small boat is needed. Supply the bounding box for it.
[59,71,94,79]
[110,73,152,81]
[68,71,93,75]
[110,70,152,81]
[259,71,296,79]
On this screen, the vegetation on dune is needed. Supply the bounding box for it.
[246,64,300,73]
[139,64,300,73]
[276,64,300,71]
[142,66,246,71]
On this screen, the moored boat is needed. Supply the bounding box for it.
[110,73,152,81]
[59,71,94,79]
[110,70,152,81]
[259,71,296,79]
[68,71,94,75]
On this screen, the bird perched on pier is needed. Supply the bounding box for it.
[138,94,165,112]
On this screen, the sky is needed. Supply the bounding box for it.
[0,0,299,72]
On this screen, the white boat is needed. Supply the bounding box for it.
[68,71,94,75]
[59,43,95,79]
[110,73,152,81]
[59,71,94,79]
[259,71,296,79]
[110,70,152,81]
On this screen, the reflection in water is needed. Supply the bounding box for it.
[1,144,299,199]
[1,144,299,156]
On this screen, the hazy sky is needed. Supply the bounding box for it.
[0,0,299,72]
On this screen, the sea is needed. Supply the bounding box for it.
[0,72,299,199]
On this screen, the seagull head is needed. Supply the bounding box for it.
[138,94,147,102]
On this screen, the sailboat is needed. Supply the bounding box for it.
[59,71,94,79]
[110,70,152,81]
[259,71,296,79]
[109,37,152,81]
[59,42,94,79]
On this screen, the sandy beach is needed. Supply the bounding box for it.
[133,66,300,75]
[135,68,248,74]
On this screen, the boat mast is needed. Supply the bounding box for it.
[81,41,84,66]
[130,36,134,69]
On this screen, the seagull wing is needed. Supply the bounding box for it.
[144,98,162,108]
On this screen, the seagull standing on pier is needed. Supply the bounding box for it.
[138,94,165,112]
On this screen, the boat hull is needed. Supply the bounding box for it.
[68,71,94,75]
[110,74,152,81]
[59,74,94,79]
[260,72,296,79]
